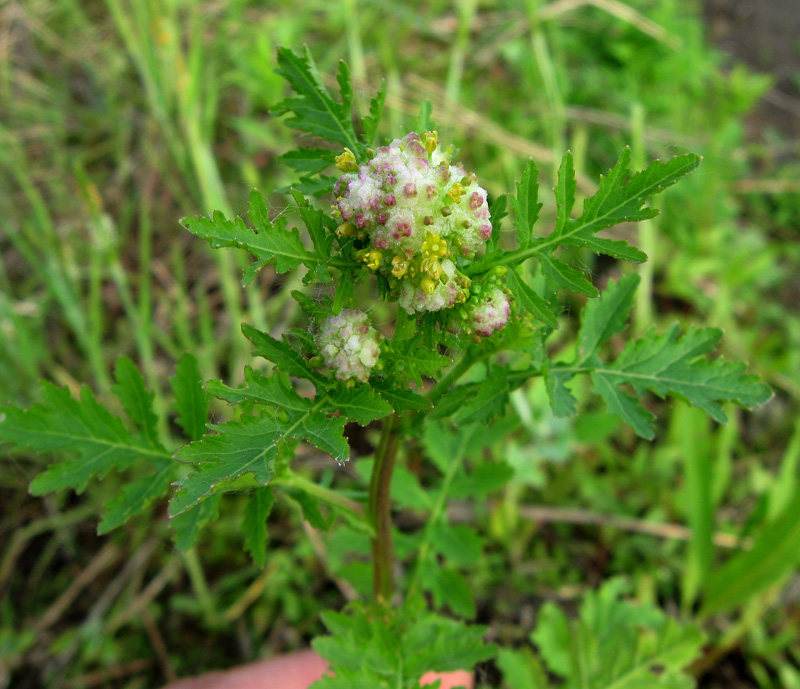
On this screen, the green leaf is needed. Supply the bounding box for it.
[278,148,336,175]
[510,159,542,249]
[170,415,287,516]
[296,413,350,462]
[98,459,174,534]
[420,564,475,619]
[544,367,578,417]
[325,385,393,426]
[181,191,318,277]
[594,324,772,436]
[497,648,549,689]
[550,149,700,262]
[702,490,800,615]
[311,598,495,689]
[430,522,484,566]
[592,374,655,439]
[387,335,451,387]
[170,353,209,441]
[242,323,325,385]
[361,80,386,145]
[577,274,640,362]
[112,356,163,451]
[451,373,513,426]
[533,579,704,689]
[4,381,168,496]
[284,488,329,530]
[332,269,354,315]
[242,487,275,568]
[554,150,576,235]
[275,46,361,154]
[291,189,335,283]
[506,267,558,328]
[487,193,507,251]
[540,254,599,297]
[371,379,432,413]
[171,494,221,551]
[205,367,312,414]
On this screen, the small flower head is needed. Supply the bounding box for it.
[315,309,382,383]
[465,286,510,337]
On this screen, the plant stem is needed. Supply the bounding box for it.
[368,413,401,602]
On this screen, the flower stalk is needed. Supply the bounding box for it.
[367,413,401,602]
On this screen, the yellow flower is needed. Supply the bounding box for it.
[335,148,358,173]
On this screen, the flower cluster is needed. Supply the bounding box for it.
[315,310,381,383]
[464,285,510,337]
[332,132,493,315]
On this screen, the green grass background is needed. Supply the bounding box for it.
[2,1,799,687]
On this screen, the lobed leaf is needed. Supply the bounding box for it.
[325,385,393,426]
[242,323,326,385]
[274,46,361,155]
[510,159,542,249]
[205,367,312,414]
[170,415,287,516]
[242,487,275,568]
[506,267,559,328]
[170,353,209,441]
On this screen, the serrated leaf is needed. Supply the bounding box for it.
[550,149,700,261]
[275,46,361,154]
[170,416,287,516]
[388,335,451,386]
[182,191,318,277]
[311,599,495,689]
[297,413,350,462]
[171,493,221,551]
[578,274,640,362]
[371,379,432,413]
[545,367,578,417]
[487,193,507,251]
[242,323,325,385]
[430,522,484,566]
[421,563,475,619]
[332,269,354,315]
[533,580,704,689]
[540,254,599,297]
[361,80,386,145]
[325,385,392,425]
[592,373,656,439]
[243,487,275,568]
[595,324,772,433]
[506,267,558,328]
[554,150,576,235]
[99,459,174,534]
[2,381,169,495]
[451,373,512,425]
[291,189,335,283]
[205,367,312,414]
[170,353,209,441]
[278,148,336,174]
[449,461,514,500]
[284,488,329,530]
[292,290,332,319]
[112,356,163,451]
[510,159,542,249]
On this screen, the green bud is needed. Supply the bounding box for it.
[492,266,507,276]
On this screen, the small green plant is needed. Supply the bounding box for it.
[1,46,772,687]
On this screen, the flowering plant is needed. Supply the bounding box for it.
[0,47,772,687]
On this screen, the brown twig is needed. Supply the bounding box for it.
[517,505,750,549]
[33,542,120,634]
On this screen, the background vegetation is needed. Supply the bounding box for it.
[1,0,799,687]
